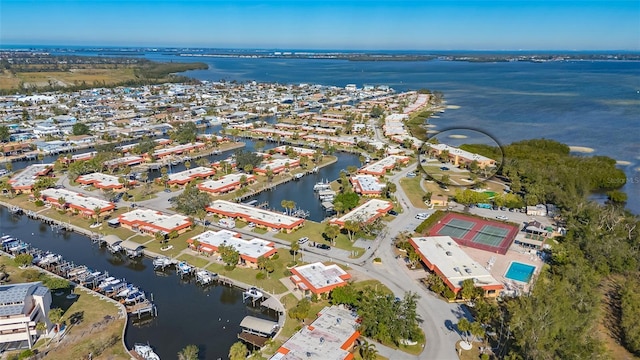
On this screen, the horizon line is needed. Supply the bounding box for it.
[2,44,640,53]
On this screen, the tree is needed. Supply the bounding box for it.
[457,318,471,344]
[289,298,311,323]
[174,182,212,216]
[606,190,627,204]
[343,220,360,242]
[35,321,47,334]
[385,182,397,198]
[254,140,266,152]
[219,244,240,269]
[234,150,262,171]
[333,201,344,216]
[469,321,485,343]
[460,279,482,301]
[184,160,191,170]
[134,136,157,155]
[0,125,10,142]
[243,163,253,174]
[323,224,339,245]
[290,240,300,263]
[14,253,33,267]
[4,162,12,173]
[330,283,359,306]
[171,122,198,144]
[178,344,199,360]
[228,341,248,360]
[370,105,384,118]
[42,276,70,292]
[196,209,207,230]
[357,339,379,360]
[333,191,359,211]
[71,123,90,136]
[49,308,64,333]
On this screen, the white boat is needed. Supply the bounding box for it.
[244,286,263,299]
[294,173,304,180]
[153,256,173,269]
[116,285,138,298]
[195,270,217,285]
[89,222,102,228]
[97,277,117,289]
[159,245,173,252]
[125,290,146,304]
[313,181,331,191]
[134,343,160,360]
[177,261,193,276]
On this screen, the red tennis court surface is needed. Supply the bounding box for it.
[428,212,519,255]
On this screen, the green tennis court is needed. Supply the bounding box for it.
[471,225,510,247]
[437,219,476,238]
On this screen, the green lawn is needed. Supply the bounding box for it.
[275,221,365,257]
[142,230,195,254]
[205,248,294,294]
[176,253,211,268]
[399,177,429,209]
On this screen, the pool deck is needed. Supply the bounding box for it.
[457,242,541,294]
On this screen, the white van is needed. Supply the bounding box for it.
[218,218,236,229]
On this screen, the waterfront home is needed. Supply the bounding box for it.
[349,174,386,197]
[40,188,115,217]
[8,164,53,193]
[272,145,315,157]
[118,208,192,235]
[167,166,217,186]
[103,155,144,169]
[255,158,300,176]
[357,155,410,177]
[329,199,393,228]
[76,172,134,190]
[187,229,277,266]
[61,151,97,164]
[197,173,257,195]
[409,236,503,298]
[206,200,304,233]
[152,142,206,159]
[425,143,496,169]
[289,262,351,297]
[0,282,53,349]
[271,305,359,360]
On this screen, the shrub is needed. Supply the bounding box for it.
[34,200,44,207]
[271,254,279,260]
[256,272,266,280]
[415,210,445,233]
[373,257,382,263]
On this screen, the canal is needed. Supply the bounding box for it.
[0,207,277,359]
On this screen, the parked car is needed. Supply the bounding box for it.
[164,189,172,193]
[388,210,398,216]
[316,244,331,250]
[440,166,450,171]
[415,213,429,220]
[406,172,416,178]
[298,237,309,244]
[496,215,508,220]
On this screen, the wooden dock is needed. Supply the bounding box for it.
[126,300,157,318]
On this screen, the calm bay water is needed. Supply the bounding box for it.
[0,207,277,359]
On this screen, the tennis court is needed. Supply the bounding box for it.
[428,212,519,255]
[471,225,511,247]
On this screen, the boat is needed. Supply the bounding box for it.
[116,285,138,298]
[125,290,146,304]
[134,343,160,360]
[294,173,304,180]
[152,256,173,269]
[97,277,118,290]
[89,222,102,229]
[243,286,263,300]
[313,181,331,192]
[195,270,217,285]
[176,261,193,276]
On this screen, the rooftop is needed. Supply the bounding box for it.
[331,199,393,226]
[167,166,216,184]
[190,229,276,260]
[291,262,351,293]
[271,306,359,360]
[76,172,122,188]
[9,163,53,189]
[118,208,192,233]
[207,200,303,229]
[0,282,49,317]
[427,143,495,163]
[350,174,385,194]
[359,155,409,176]
[410,236,502,290]
[41,188,114,213]
[197,173,255,193]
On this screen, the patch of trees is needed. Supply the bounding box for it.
[333,191,359,211]
[0,125,10,142]
[133,137,157,155]
[459,143,503,162]
[173,182,212,216]
[71,123,90,136]
[620,278,640,355]
[414,210,445,233]
[170,122,198,144]
[330,284,423,346]
[234,150,262,171]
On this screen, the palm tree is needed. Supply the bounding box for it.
[184,160,192,170]
[35,321,47,335]
[196,209,207,230]
[228,341,248,360]
[290,240,300,264]
[357,339,379,360]
[457,318,471,345]
[93,206,102,223]
[49,308,64,334]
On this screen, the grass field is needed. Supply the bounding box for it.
[399,177,429,209]
[0,258,127,359]
[275,221,366,258]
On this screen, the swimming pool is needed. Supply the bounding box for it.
[505,262,536,283]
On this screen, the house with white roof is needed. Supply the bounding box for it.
[206,200,304,233]
[349,174,386,196]
[289,262,351,296]
[329,199,393,228]
[167,166,217,186]
[187,229,276,265]
[118,208,192,235]
[40,188,115,217]
[358,155,410,177]
[197,173,257,195]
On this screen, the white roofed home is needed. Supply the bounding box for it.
[197,173,257,195]
[0,282,53,349]
[289,262,351,296]
[329,199,393,228]
[206,200,304,233]
[118,208,192,235]
[40,188,116,217]
[186,229,276,266]
[350,174,386,197]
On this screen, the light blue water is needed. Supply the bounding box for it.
[505,262,536,283]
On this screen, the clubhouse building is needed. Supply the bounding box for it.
[424,143,496,168]
[290,262,351,296]
[197,173,257,195]
[409,236,503,297]
[350,174,385,196]
[358,155,410,177]
[118,208,192,235]
[167,166,217,186]
[76,172,133,190]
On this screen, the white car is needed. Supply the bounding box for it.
[298,237,309,244]
[496,215,508,221]
[415,213,430,220]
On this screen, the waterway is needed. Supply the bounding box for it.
[0,206,277,359]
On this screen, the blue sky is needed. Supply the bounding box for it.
[1,0,639,50]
